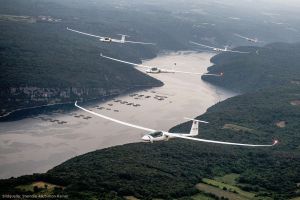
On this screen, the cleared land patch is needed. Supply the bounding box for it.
[191,193,215,200]
[196,183,248,200]
[16,181,64,193]
[290,100,300,106]
[215,173,240,185]
[202,178,256,199]
[290,197,300,200]
[124,196,140,200]
[276,121,286,128]
[291,80,300,85]
[222,124,256,134]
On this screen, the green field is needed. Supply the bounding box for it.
[190,193,215,200]
[202,178,255,199]
[196,183,248,200]
[124,196,140,200]
[16,181,63,194]
[290,197,300,200]
[214,173,240,185]
[222,124,256,134]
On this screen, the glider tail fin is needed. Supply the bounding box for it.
[189,120,199,136]
[118,34,129,43]
[117,34,128,43]
[121,35,126,43]
[184,117,209,137]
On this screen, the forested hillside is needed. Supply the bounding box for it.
[202,43,300,93]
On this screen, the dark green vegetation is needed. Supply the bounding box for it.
[203,43,300,93]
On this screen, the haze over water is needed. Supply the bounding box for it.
[0,51,236,179]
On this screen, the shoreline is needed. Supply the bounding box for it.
[0,84,162,122]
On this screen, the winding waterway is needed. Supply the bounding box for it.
[0,51,236,179]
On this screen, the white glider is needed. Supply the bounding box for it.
[234,33,262,43]
[75,101,278,147]
[66,27,155,45]
[100,53,223,76]
[190,41,249,54]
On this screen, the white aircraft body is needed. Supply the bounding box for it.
[190,41,249,54]
[75,101,278,147]
[100,53,223,76]
[234,33,261,43]
[66,27,155,45]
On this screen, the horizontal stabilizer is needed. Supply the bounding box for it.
[184,117,209,124]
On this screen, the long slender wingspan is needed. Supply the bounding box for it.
[190,41,216,49]
[75,101,156,132]
[234,33,248,40]
[67,27,104,39]
[234,33,261,43]
[162,69,222,76]
[166,133,277,147]
[125,40,156,45]
[202,73,223,76]
[100,54,152,69]
[226,49,250,54]
[190,41,249,54]
[168,70,223,76]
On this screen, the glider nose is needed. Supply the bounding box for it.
[142,135,151,142]
[273,140,279,145]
